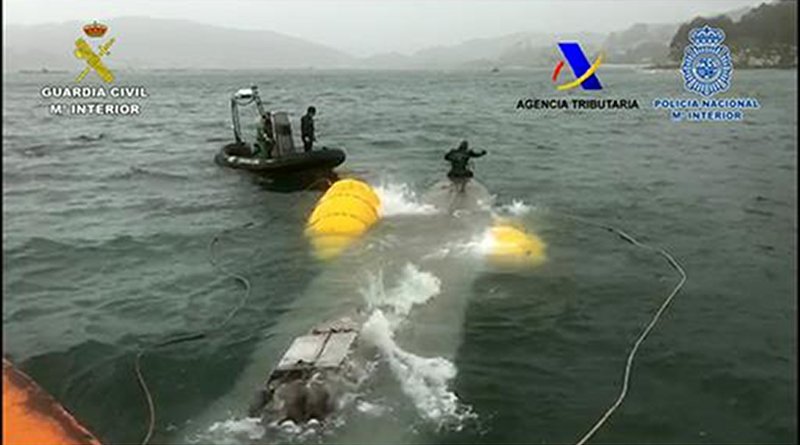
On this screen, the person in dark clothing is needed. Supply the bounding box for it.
[445,140,486,180]
[301,106,316,152]
[253,114,274,158]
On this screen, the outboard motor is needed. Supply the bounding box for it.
[271,112,296,157]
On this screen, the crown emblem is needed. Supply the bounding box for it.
[688,25,725,47]
[83,21,108,38]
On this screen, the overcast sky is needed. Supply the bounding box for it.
[2,0,766,56]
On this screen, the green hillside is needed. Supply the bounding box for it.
[668,0,797,68]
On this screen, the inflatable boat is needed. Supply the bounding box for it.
[215,141,345,176]
[215,86,346,177]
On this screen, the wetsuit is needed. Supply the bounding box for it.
[445,147,486,179]
[301,113,315,152]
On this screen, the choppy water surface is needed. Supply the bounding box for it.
[3,68,797,444]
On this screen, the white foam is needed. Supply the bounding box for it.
[361,310,473,429]
[502,199,533,216]
[374,182,437,217]
[478,194,498,212]
[356,400,389,417]
[202,417,265,444]
[200,413,334,444]
[421,234,492,260]
[360,263,441,319]
[474,228,499,256]
[421,245,453,260]
[358,263,474,430]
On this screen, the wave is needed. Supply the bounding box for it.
[498,199,534,216]
[72,133,106,142]
[111,136,148,144]
[373,182,437,217]
[205,136,232,143]
[198,418,266,445]
[105,166,190,181]
[3,236,79,258]
[360,263,441,320]
[17,144,50,158]
[3,232,202,261]
[362,310,474,430]
[359,263,475,430]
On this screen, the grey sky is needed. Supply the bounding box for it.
[2,0,766,56]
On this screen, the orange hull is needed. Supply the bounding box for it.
[3,358,101,445]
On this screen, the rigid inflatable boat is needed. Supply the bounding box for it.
[216,141,345,176]
[215,86,346,177]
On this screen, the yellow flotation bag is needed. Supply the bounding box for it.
[305,179,381,259]
[484,221,547,267]
[3,358,102,445]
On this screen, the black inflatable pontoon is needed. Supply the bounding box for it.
[216,142,345,176]
[215,86,345,176]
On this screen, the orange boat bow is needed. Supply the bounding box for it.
[3,359,102,445]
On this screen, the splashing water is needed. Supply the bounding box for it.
[200,417,265,445]
[501,199,533,216]
[360,263,442,319]
[202,414,335,444]
[374,182,437,217]
[361,310,474,430]
[358,263,475,430]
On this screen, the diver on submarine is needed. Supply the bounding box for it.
[445,140,486,190]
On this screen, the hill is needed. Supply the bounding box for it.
[5,3,793,72]
[603,23,679,65]
[668,0,797,68]
[2,17,354,72]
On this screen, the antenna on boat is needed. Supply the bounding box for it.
[230,85,268,144]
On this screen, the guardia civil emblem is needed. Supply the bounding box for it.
[681,25,732,97]
[74,21,116,83]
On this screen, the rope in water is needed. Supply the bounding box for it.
[132,183,682,444]
[134,222,255,445]
[552,213,688,445]
[133,176,334,445]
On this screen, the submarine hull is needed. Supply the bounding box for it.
[184,178,497,444]
[421,178,493,213]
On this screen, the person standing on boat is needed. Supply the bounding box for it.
[253,114,274,158]
[301,106,317,152]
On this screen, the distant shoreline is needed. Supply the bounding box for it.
[5,64,797,75]
[17,69,69,74]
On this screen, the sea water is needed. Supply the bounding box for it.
[2,68,796,444]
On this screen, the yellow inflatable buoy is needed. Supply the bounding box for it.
[305,179,381,260]
[483,222,547,267]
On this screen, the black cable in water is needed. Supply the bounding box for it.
[133,177,336,445]
[134,222,255,445]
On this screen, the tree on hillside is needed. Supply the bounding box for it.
[668,15,736,61]
[668,1,797,67]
